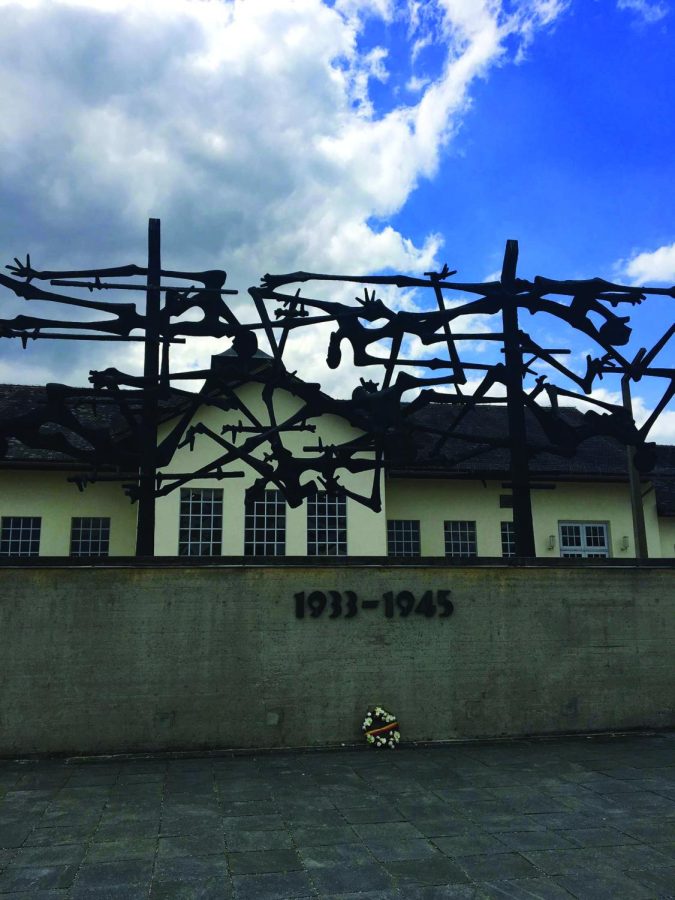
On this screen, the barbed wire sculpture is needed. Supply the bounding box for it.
[1,221,673,556]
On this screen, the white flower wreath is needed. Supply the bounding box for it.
[361,706,400,749]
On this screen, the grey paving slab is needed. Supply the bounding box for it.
[310,861,395,894]
[150,881,233,899]
[299,842,374,868]
[455,852,540,881]
[227,848,302,875]
[400,888,479,899]
[231,869,316,899]
[0,733,674,897]
[225,828,293,851]
[476,879,574,899]
[384,856,471,886]
[554,871,655,899]
[154,854,228,884]
[0,863,78,892]
[432,833,513,857]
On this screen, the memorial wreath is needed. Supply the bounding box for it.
[362,706,400,749]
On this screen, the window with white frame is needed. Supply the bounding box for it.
[307,493,347,556]
[559,522,609,558]
[70,517,110,557]
[244,490,286,556]
[178,488,223,556]
[500,521,515,558]
[0,517,41,557]
[444,520,477,558]
[387,520,421,557]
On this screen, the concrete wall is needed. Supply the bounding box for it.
[0,562,672,756]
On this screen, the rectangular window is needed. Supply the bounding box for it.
[70,517,110,557]
[178,488,223,556]
[244,490,286,556]
[0,517,41,557]
[307,493,347,556]
[559,522,609,558]
[444,520,477,558]
[501,521,515,558]
[387,520,421,557]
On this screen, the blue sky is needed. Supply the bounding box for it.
[0,0,672,437]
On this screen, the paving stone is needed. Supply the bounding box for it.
[221,799,274,817]
[299,842,374,868]
[322,891,404,900]
[231,869,316,899]
[341,804,404,824]
[310,861,394,894]
[25,823,98,845]
[86,838,158,862]
[150,880,234,899]
[0,892,71,900]
[456,852,540,881]
[555,871,654,899]
[627,865,675,895]
[222,814,284,832]
[0,847,17,869]
[476,877,577,898]
[71,885,151,899]
[75,859,154,887]
[559,826,639,847]
[574,842,675,874]
[399,888,479,899]
[8,841,87,866]
[283,808,346,826]
[153,854,229,883]
[290,825,358,846]
[620,820,675,843]
[226,829,293,851]
[411,817,475,838]
[95,822,160,842]
[520,849,593,875]
[433,833,512,857]
[365,838,441,862]
[494,831,576,852]
[227,848,301,875]
[157,832,225,858]
[354,821,425,841]
[0,824,33,848]
[384,857,471,886]
[0,863,78,892]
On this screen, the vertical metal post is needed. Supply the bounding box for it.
[135,218,161,556]
[501,240,536,557]
[621,376,649,558]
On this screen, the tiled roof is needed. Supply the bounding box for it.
[1,383,674,514]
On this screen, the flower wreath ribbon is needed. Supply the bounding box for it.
[364,720,399,738]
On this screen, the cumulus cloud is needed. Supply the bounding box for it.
[0,0,567,388]
[619,241,675,284]
[617,0,669,24]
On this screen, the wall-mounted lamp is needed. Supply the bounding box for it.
[620,536,630,551]
[546,534,556,550]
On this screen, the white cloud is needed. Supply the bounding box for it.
[0,0,567,388]
[619,241,675,284]
[617,0,669,24]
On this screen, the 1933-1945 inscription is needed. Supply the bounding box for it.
[294,590,453,620]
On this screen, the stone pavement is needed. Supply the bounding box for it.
[0,734,674,900]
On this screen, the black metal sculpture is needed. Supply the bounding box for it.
[1,220,673,557]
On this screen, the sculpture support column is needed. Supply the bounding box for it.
[135,218,161,556]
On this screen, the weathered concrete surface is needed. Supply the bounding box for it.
[0,564,673,755]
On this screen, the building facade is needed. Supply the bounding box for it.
[1,381,673,559]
